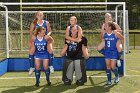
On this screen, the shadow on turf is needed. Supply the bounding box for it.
[76,84,116,93]
[1,76,116,93]
[76,76,116,93]
[1,81,116,93]
[1,82,78,93]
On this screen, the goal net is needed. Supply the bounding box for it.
[0,6,7,60]
[0,2,128,58]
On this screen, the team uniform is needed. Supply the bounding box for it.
[29,20,54,75]
[99,22,123,62]
[34,20,48,34]
[34,20,54,64]
[62,25,87,85]
[34,36,51,86]
[104,31,119,85]
[34,36,49,59]
[104,32,118,60]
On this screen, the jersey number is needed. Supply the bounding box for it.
[107,41,110,47]
[37,46,45,51]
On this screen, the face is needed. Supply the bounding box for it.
[36,11,44,20]
[105,13,112,23]
[71,26,78,36]
[70,16,77,26]
[106,23,111,31]
[38,29,45,37]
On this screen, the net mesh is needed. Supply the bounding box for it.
[0,11,6,60]
[0,10,127,58]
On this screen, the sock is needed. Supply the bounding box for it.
[106,69,111,82]
[49,53,54,66]
[98,49,105,55]
[35,69,41,83]
[29,54,34,68]
[118,51,123,60]
[45,68,50,81]
[112,68,119,77]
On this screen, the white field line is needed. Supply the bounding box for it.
[127,69,140,74]
[1,75,140,80]
[0,76,106,80]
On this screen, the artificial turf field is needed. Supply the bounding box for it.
[0,50,140,93]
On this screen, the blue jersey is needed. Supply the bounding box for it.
[34,20,48,34]
[104,32,118,60]
[34,36,49,59]
[104,32,118,51]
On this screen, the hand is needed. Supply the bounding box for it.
[76,38,82,43]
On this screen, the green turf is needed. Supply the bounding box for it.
[0,49,140,93]
[0,71,140,93]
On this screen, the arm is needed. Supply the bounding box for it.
[46,21,52,36]
[77,26,83,39]
[114,22,122,34]
[82,45,89,59]
[81,37,89,59]
[115,31,124,44]
[29,22,35,37]
[44,35,53,44]
[60,44,68,57]
[65,26,82,42]
[30,36,36,54]
[100,23,106,39]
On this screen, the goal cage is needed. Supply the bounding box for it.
[0,2,128,76]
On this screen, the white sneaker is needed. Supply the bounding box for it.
[114,76,119,84]
[105,81,112,85]
[49,66,54,73]
[29,67,35,76]
[117,60,121,67]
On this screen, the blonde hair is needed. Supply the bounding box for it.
[105,13,112,18]
[33,11,44,25]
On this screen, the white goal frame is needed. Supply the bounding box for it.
[0,2,126,76]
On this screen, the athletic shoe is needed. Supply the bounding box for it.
[114,76,119,84]
[29,67,35,75]
[35,83,39,87]
[47,80,51,86]
[49,66,54,73]
[64,79,71,85]
[105,81,112,85]
[76,80,84,86]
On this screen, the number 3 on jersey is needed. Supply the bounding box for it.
[107,41,110,47]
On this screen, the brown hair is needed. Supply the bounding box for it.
[108,21,116,30]
[34,26,45,36]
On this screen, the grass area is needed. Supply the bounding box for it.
[0,49,140,93]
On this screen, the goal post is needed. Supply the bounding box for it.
[0,4,9,60]
[0,2,127,76]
